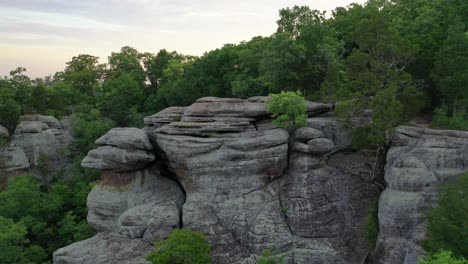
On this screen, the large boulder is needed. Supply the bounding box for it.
[374,126,468,264]
[82,128,155,171]
[95,128,153,151]
[82,146,155,171]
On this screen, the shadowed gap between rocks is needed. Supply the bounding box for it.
[154,144,187,229]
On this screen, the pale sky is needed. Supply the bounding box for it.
[0,0,366,78]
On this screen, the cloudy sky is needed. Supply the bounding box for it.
[0,0,365,78]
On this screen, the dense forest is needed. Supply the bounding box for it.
[0,0,467,263]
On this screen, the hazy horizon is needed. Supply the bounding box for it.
[0,0,366,78]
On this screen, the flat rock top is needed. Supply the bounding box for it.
[146,97,332,136]
[95,127,153,151]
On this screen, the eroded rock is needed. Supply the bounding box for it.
[374,126,468,264]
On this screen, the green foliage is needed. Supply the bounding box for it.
[146,228,212,264]
[0,175,95,263]
[266,91,307,131]
[71,109,115,153]
[364,199,379,249]
[31,84,48,113]
[431,22,468,116]
[419,250,467,264]
[432,106,468,130]
[0,99,21,134]
[422,173,468,258]
[257,247,284,264]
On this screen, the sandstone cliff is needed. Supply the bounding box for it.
[53,97,468,264]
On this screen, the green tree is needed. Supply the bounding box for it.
[420,250,467,264]
[266,91,307,132]
[62,54,105,106]
[0,99,21,134]
[146,228,212,264]
[9,67,33,113]
[431,23,468,116]
[422,173,468,258]
[31,84,48,113]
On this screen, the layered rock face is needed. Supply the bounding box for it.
[54,97,467,264]
[0,115,72,179]
[374,126,468,264]
[54,128,184,264]
[55,97,381,264]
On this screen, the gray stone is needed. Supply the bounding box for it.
[95,128,153,151]
[293,138,334,155]
[294,127,324,142]
[0,125,8,137]
[0,146,30,171]
[81,146,155,171]
[37,115,62,129]
[143,106,186,126]
[307,117,352,151]
[86,165,184,237]
[375,126,468,264]
[53,233,152,264]
[14,121,48,133]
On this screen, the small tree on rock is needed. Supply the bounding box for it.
[266,91,307,134]
[0,99,21,135]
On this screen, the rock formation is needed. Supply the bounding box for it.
[0,115,72,180]
[53,97,468,264]
[374,126,468,264]
[54,97,381,264]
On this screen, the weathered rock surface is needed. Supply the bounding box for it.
[53,232,152,264]
[86,165,184,239]
[0,125,9,137]
[57,128,185,263]
[54,97,466,264]
[82,146,155,171]
[374,126,468,264]
[1,115,72,178]
[95,127,153,151]
[1,146,30,171]
[82,128,155,171]
[148,98,377,263]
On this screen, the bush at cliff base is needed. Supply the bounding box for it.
[146,228,212,264]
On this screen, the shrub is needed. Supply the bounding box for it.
[364,199,379,249]
[419,250,467,264]
[257,247,284,264]
[146,228,212,264]
[0,99,21,134]
[432,106,468,130]
[422,173,467,258]
[266,91,307,132]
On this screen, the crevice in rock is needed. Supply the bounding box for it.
[371,145,388,191]
[154,144,187,229]
[277,177,295,263]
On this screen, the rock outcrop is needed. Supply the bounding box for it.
[53,97,467,264]
[374,126,468,264]
[54,128,184,264]
[0,115,72,179]
[55,97,379,264]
